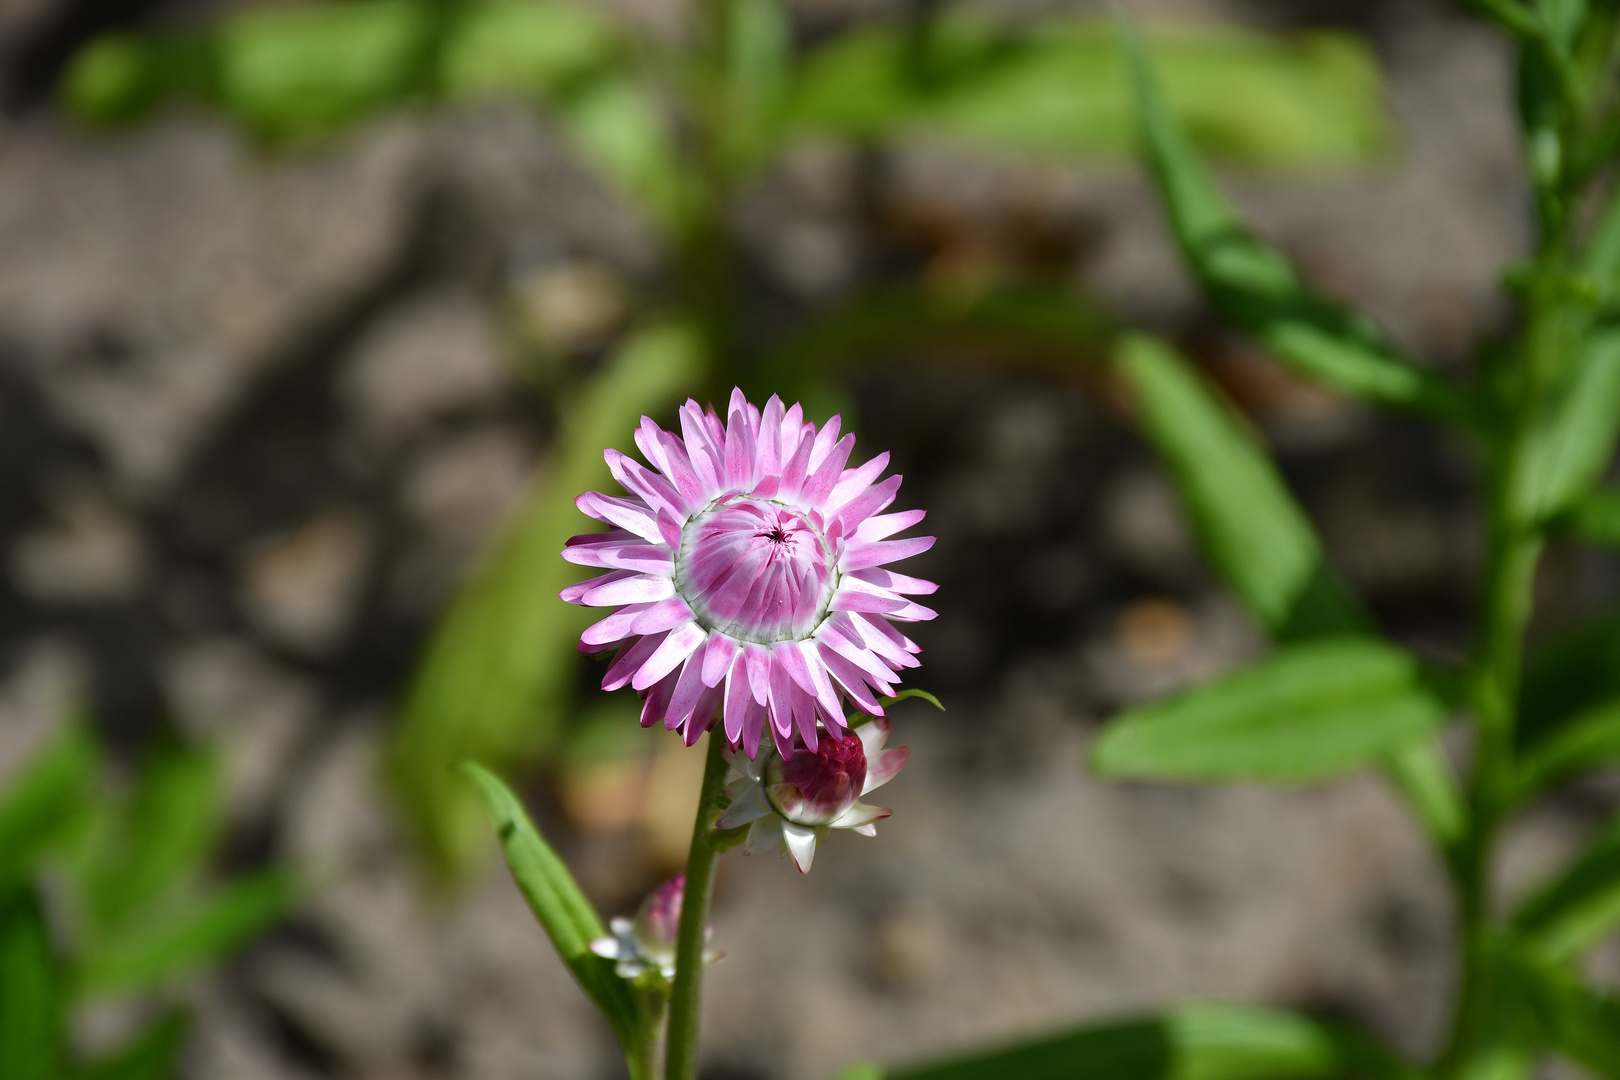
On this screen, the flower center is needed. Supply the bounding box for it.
[765,731,868,826]
[675,496,837,643]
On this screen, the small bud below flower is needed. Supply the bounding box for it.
[765,731,868,827]
[590,875,719,982]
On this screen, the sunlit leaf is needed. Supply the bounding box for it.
[786,13,1391,167]
[1513,812,1620,960]
[1123,30,1477,425]
[0,725,97,896]
[878,689,945,711]
[1093,638,1447,783]
[215,0,436,140]
[461,762,643,1056]
[388,321,704,876]
[873,1004,1420,1080]
[75,1011,189,1080]
[0,889,66,1080]
[439,0,620,102]
[1115,334,1365,638]
[1509,324,1620,524]
[77,870,298,994]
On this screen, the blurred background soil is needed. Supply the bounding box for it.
[2,0,1619,1077]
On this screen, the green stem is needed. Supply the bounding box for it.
[664,734,729,1080]
[630,989,666,1080]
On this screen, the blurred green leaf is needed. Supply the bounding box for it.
[558,75,695,236]
[461,763,643,1056]
[1123,30,1477,426]
[1114,334,1365,638]
[769,279,1111,397]
[84,744,222,931]
[60,32,211,127]
[718,0,793,172]
[0,725,97,896]
[439,0,620,101]
[1558,487,1620,544]
[1093,638,1447,784]
[1490,945,1620,1078]
[77,869,297,995]
[75,1011,189,1080]
[389,321,704,877]
[0,889,66,1080]
[786,13,1391,167]
[1514,699,1620,801]
[1516,610,1620,751]
[1513,811,1620,960]
[875,1004,1419,1080]
[1510,324,1620,524]
[216,0,435,140]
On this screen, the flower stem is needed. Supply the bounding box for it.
[664,734,729,1080]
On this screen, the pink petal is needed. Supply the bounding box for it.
[819,646,884,714]
[639,673,677,728]
[834,474,902,534]
[604,632,667,691]
[575,491,662,543]
[663,655,709,732]
[723,662,752,742]
[632,623,707,691]
[743,694,767,759]
[700,633,740,688]
[628,598,694,635]
[806,414,842,475]
[757,395,785,475]
[581,602,655,646]
[582,573,675,606]
[826,451,889,512]
[744,642,772,705]
[856,715,890,753]
[854,509,927,542]
[657,430,707,508]
[683,683,723,745]
[864,747,909,794]
[802,432,856,510]
[725,408,758,490]
[561,569,634,605]
[778,428,815,499]
[680,401,724,495]
[840,535,936,571]
[605,449,685,519]
[790,679,819,750]
[849,567,938,595]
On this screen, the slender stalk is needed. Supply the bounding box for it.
[630,990,666,1080]
[664,734,729,1080]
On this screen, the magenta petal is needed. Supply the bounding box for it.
[834,474,902,534]
[581,602,654,647]
[700,634,739,688]
[576,492,661,543]
[778,429,815,499]
[802,432,855,509]
[604,632,667,691]
[853,509,927,542]
[582,573,675,607]
[640,673,677,728]
[819,646,883,714]
[849,567,938,595]
[790,679,819,751]
[865,747,909,793]
[744,643,772,705]
[723,662,751,742]
[840,535,935,572]
[629,598,693,635]
[664,656,709,732]
[684,683,723,746]
[561,569,634,605]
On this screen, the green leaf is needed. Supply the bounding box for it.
[1509,324,1620,524]
[75,1011,189,1080]
[59,32,210,127]
[1122,30,1476,426]
[0,889,66,1080]
[84,744,222,930]
[1516,611,1620,752]
[1557,487,1620,545]
[460,762,642,1056]
[215,0,436,140]
[1093,638,1448,783]
[439,0,621,102]
[556,74,694,236]
[1512,812,1620,960]
[786,14,1392,167]
[718,0,794,173]
[1490,945,1620,1079]
[879,1004,1419,1080]
[388,321,704,876]
[77,869,298,995]
[1114,334,1365,639]
[1514,699,1620,800]
[878,689,946,711]
[0,724,98,896]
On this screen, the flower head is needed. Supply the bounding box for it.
[589,875,718,980]
[714,716,909,873]
[562,390,936,757]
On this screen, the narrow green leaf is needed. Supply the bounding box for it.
[0,889,66,1080]
[388,321,704,876]
[719,0,793,173]
[75,1011,189,1080]
[0,725,98,895]
[1515,699,1620,800]
[85,744,222,930]
[77,869,297,994]
[1516,611,1620,752]
[878,689,945,711]
[1115,334,1365,639]
[1093,638,1448,783]
[460,762,642,1055]
[1122,29,1476,425]
[1513,812,1620,960]
[882,1005,1419,1080]
[1491,945,1620,1078]
[1509,324,1620,524]
[556,74,695,236]
[786,14,1392,166]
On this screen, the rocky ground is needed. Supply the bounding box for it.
[1,1,1618,1078]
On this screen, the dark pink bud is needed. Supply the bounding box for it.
[632,875,684,964]
[764,731,867,826]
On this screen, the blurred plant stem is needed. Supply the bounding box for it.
[664,735,729,1080]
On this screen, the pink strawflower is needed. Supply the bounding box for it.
[561,390,936,758]
[589,875,719,980]
[715,716,909,873]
